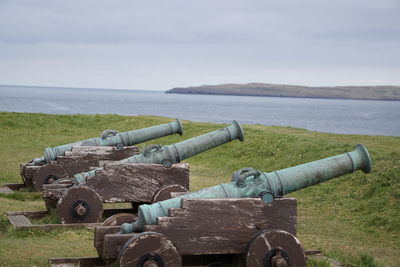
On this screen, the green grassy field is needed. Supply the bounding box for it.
[0,112,399,266]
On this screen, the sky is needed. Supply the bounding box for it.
[0,0,399,91]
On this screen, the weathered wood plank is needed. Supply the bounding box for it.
[168,208,188,217]
[43,187,69,198]
[16,223,101,231]
[7,210,48,219]
[68,145,138,156]
[3,183,27,191]
[8,215,32,228]
[0,186,14,194]
[103,233,137,260]
[7,211,101,230]
[145,198,297,256]
[19,163,39,187]
[6,208,135,231]
[42,184,71,210]
[47,252,331,267]
[20,146,139,189]
[42,163,189,209]
[58,146,139,177]
[32,162,69,191]
[86,163,189,203]
[43,184,72,190]
[48,256,215,267]
[7,208,134,219]
[94,226,120,258]
[100,198,297,260]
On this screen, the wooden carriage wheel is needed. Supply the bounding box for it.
[33,163,68,191]
[57,186,103,223]
[102,213,137,226]
[246,230,306,267]
[118,232,181,267]
[151,184,188,203]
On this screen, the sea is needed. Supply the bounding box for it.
[0,85,399,137]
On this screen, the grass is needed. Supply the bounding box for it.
[306,258,332,267]
[0,112,399,266]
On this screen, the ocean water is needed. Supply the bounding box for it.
[0,85,399,136]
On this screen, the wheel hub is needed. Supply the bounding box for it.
[57,186,103,224]
[264,248,289,267]
[139,253,164,267]
[72,200,89,218]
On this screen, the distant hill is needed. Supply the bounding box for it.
[166,83,400,100]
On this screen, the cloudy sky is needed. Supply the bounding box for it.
[0,0,399,90]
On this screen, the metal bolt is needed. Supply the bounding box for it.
[75,203,87,216]
[271,249,288,267]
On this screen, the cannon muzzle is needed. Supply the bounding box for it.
[121,144,372,233]
[73,121,244,184]
[31,119,183,165]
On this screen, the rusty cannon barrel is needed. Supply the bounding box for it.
[73,121,244,184]
[31,119,183,165]
[121,144,372,233]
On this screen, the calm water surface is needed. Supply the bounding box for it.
[0,85,399,136]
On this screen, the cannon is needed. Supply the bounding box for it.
[73,120,244,184]
[91,145,371,267]
[20,120,183,191]
[32,119,184,165]
[43,121,245,224]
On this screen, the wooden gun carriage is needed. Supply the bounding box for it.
[21,145,139,192]
[58,144,372,267]
[42,122,244,224]
[43,163,190,224]
[20,120,183,191]
[95,197,303,267]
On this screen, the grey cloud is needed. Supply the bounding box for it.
[1,0,399,45]
[0,0,399,89]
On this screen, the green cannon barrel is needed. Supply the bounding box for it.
[73,120,244,184]
[31,119,183,165]
[121,144,372,233]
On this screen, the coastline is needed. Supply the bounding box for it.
[165,91,400,101]
[166,83,400,101]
